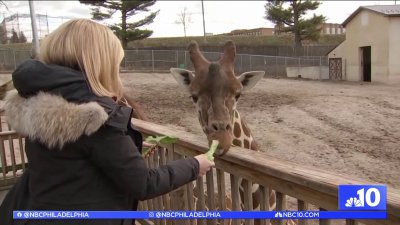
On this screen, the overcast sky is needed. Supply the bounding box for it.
[1,1,397,38]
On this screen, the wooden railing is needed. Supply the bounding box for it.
[132,119,400,225]
[0,117,399,225]
[0,113,26,191]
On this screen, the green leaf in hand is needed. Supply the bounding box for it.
[145,135,178,145]
[142,135,178,157]
[205,140,219,161]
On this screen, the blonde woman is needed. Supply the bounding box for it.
[0,19,214,225]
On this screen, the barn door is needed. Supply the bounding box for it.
[329,58,342,80]
[361,46,371,82]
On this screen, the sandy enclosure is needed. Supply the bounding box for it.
[121,72,400,189]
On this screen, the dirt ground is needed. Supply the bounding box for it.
[121,72,400,190]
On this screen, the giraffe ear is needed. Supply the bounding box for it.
[237,71,264,92]
[170,68,195,91]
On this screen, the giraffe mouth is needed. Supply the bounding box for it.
[207,131,233,156]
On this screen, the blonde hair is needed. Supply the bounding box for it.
[39,19,124,100]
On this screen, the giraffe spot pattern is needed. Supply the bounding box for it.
[233,122,241,138]
[241,120,250,137]
[233,139,242,147]
[244,139,250,149]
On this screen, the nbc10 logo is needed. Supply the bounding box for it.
[338,185,386,210]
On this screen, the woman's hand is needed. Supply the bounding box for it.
[194,154,215,177]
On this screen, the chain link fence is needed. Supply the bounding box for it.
[0,49,33,71]
[124,50,328,77]
[0,48,328,77]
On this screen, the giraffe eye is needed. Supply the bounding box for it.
[235,93,241,101]
[190,95,199,103]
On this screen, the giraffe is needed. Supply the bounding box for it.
[170,41,296,225]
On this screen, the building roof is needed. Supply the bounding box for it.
[230,27,273,33]
[342,5,400,27]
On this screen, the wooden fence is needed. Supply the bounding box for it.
[132,119,400,225]
[0,114,26,191]
[0,117,399,225]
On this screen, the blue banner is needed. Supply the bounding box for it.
[338,185,386,210]
[13,211,387,220]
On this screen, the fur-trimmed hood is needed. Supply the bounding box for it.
[4,59,133,149]
[5,90,108,149]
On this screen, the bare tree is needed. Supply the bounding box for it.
[175,7,192,37]
[0,22,7,44]
[0,2,9,44]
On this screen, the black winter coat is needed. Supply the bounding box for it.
[0,60,199,225]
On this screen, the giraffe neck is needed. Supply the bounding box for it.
[231,110,259,151]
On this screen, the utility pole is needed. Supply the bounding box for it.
[201,0,206,41]
[16,13,20,33]
[29,0,39,58]
[46,12,49,34]
[38,13,41,38]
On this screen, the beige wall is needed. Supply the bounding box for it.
[286,66,329,80]
[388,17,400,83]
[329,10,392,83]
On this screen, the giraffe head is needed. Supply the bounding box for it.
[170,41,264,155]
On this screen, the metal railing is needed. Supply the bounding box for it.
[0,48,328,77]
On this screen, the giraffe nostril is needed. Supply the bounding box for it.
[212,124,218,131]
[211,123,231,132]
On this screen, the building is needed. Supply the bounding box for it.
[328,5,400,83]
[273,22,345,36]
[226,23,344,37]
[227,27,274,36]
[320,23,346,35]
